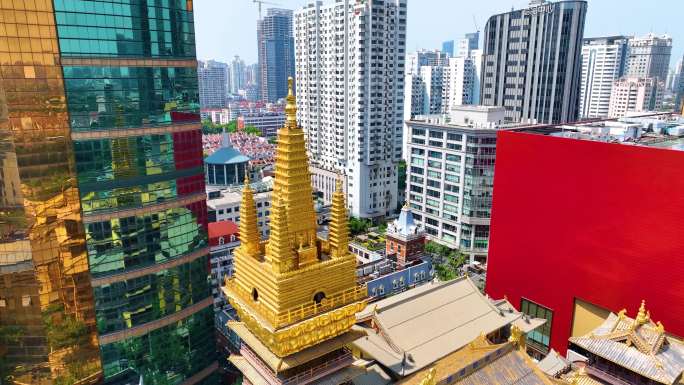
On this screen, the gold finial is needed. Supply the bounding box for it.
[418,368,437,385]
[618,308,627,320]
[508,325,526,349]
[285,77,297,128]
[635,300,648,326]
[656,321,665,334]
[244,173,251,185]
[335,176,343,191]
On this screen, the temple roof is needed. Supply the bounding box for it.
[569,301,684,384]
[353,277,544,377]
[537,349,570,377]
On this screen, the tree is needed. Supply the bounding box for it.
[243,125,262,136]
[424,241,467,281]
[349,217,371,235]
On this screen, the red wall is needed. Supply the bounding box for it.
[486,130,684,355]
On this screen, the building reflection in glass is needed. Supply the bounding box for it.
[0,1,101,383]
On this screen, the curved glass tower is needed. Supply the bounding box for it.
[0,1,217,384]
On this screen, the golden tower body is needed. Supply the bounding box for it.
[223,78,367,385]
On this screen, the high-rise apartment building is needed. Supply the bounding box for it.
[625,33,672,82]
[608,77,664,118]
[258,8,295,103]
[405,106,505,263]
[406,49,448,75]
[198,60,229,108]
[230,55,246,94]
[579,36,630,118]
[674,57,684,110]
[0,1,217,384]
[295,0,407,218]
[481,0,587,124]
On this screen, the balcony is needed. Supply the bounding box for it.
[240,344,353,385]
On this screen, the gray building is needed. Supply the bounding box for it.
[198,60,229,108]
[230,55,245,94]
[481,0,587,124]
[458,32,479,57]
[405,106,507,264]
[625,33,672,82]
[258,8,295,102]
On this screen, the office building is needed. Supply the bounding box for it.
[579,36,630,118]
[442,40,455,57]
[457,31,479,57]
[481,0,587,123]
[608,77,663,118]
[486,117,684,356]
[0,1,218,384]
[625,33,672,81]
[230,55,245,94]
[405,106,506,263]
[258,8,295,102]
[198,60,229,108]
[295,0,406,218]
[208,221,239,309]
[674,57,684,110]
[244,63,259,88]
[206,180,273,239]
[238,111,286,137]
[222,81,368,385]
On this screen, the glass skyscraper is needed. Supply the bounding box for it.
[0,1,217,384]
[257,8,294,102]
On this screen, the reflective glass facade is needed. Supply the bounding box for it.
[0,0,103,383]
[1,0,216,384]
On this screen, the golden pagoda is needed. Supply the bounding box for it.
[223,78,367,385]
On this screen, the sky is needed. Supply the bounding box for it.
[194,0,684,68]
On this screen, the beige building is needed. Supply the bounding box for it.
[608,77,663,118]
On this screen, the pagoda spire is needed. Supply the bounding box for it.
[265,186,297,273]
[328,178,349,258]
[237,175,260,258]
[272,77,318,251]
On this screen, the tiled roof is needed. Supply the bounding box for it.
[205,146,250,165]
[569,306,684,384]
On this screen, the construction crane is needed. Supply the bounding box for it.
[472,15,480,33]
[253,0,281,20]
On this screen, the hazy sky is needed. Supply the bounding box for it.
[194,0,683,67]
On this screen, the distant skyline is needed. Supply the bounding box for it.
[195,0,683,67]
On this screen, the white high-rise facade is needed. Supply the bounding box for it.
[230,55,246,94]
[294,0,407,219]
[579,36,629,118]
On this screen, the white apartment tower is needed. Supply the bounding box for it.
[608,77,663,118]
[295,0,407,219]
[579,36,629,118]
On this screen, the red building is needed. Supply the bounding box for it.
[385,205,426,267]
[486,128,684,357]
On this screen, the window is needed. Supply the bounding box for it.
[446,154,461,162]
[447,133,463,141]
[411,148,425,155]
[22,295,31,307]
[427,160,441,169]
[392,280,399,289]
[521,299,553,353]
[0,298,5,307]
[378,285,385,295]
[428,150,442,159]
[412,128,425,136]
[429,130,443,139]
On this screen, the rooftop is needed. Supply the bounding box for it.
[204,146,251,165]
[569,301,684,384]
[513,113,684,151]
[208,221,239,239]
[352,277,545,377]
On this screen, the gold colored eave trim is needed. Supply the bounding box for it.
[90,246,209,287]
[82,192,206,224]
[71,123,201,140]
[179,361,218,385]
[60,57,197,68]
[98,297,213,345]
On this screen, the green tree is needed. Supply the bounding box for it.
[424,241,467,281]
[243,125,262,136]
[349,217,371,235]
